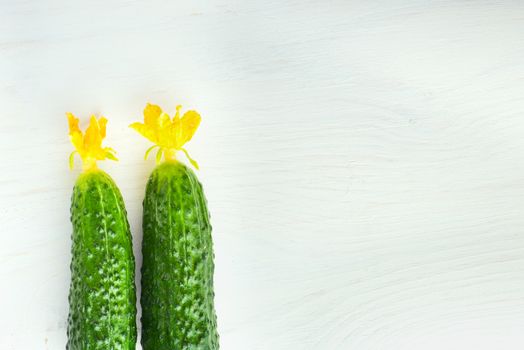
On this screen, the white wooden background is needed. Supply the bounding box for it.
[1,1,524,349]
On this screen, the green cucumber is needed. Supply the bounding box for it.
[140,161,219,349]
[67,170,137,350]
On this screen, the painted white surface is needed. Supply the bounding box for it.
[1,0,524,349]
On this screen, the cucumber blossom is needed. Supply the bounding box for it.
[131,103,219,349]
[66,114,137,350]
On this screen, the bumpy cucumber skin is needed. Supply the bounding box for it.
[67,170,137,350]
[141,161,219,350]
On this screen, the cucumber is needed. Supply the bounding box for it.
[66,113,136,350]
[67,170,137,350]
[140,161,219,349]
[130,103,219,349]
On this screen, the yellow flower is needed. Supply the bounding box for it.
[67,113,117,171]
[130,103,201,169]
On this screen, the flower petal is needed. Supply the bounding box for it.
[67,113,84,153]
[157,112,171,133]
[130,122,157,143]
[69,133,84,156]
[179,110,201,145]
[84,116,103,151]
[144,103,163,127]
[98,117,107,139]
[67,113,80,135]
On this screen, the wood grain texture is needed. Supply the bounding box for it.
[1,0,524,349]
